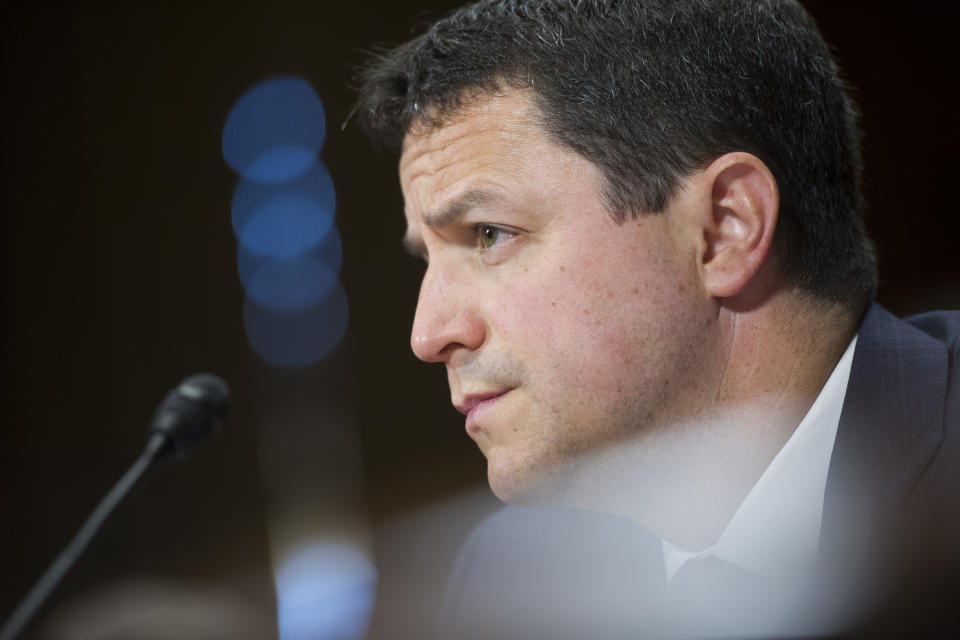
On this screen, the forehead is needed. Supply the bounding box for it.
[400,89,541,164]
[398,90,558,214]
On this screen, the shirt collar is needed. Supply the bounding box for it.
[663,335,859,583]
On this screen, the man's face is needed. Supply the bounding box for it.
[399,90,717,504]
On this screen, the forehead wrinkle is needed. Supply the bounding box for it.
[400,97,539,190]
[400,123,485,182]
[423,189,500,229]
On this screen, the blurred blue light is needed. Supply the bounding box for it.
[243,146,319,185]
[245,256,338,313]
[238,227,343,288]
[222,76,326,184]
[275,542,377,640]
[314,224,343,274]
[243,280,349,367]
[232,163,336,259]
[224,76,347,369]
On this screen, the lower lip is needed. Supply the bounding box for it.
[465,392,509,434]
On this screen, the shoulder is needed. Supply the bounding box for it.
[858,305,960,422]
[850,305,957,400]
[858,304,959,350]
[438,505,664,639]
[904,309,960,354]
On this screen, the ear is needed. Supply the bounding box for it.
[699,152,779,299]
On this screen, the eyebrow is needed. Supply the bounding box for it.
[424,189,499,228]
[403,189,501,259]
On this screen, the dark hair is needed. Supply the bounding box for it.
[355,0,877,309]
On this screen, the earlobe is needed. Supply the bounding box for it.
[700,153,779,299]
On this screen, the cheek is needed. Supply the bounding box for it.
[492,279,564,355]
[489,260,612,343]
[491,271,643,391]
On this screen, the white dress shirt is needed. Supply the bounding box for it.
[662,335,859,584]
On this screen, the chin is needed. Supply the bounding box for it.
[485,454,570,507]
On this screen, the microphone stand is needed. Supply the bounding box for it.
[1,373,227,640]
[0,434,167,640]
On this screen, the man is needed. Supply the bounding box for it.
[356,0,959,636]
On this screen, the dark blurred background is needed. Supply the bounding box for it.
[1,2,956,639]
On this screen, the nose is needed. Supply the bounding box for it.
[410,262,487,363]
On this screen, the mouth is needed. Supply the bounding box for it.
[454,390,512,431]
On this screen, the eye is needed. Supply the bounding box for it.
[476,224,514,249]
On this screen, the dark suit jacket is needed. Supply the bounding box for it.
[435,305,960,639]
[819,305,960,637]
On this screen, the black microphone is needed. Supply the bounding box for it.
[0,373,230,640]
[147,373,230,462]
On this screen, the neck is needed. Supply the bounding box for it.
[557,290,858,550]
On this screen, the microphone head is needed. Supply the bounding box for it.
[148,373,230,461]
